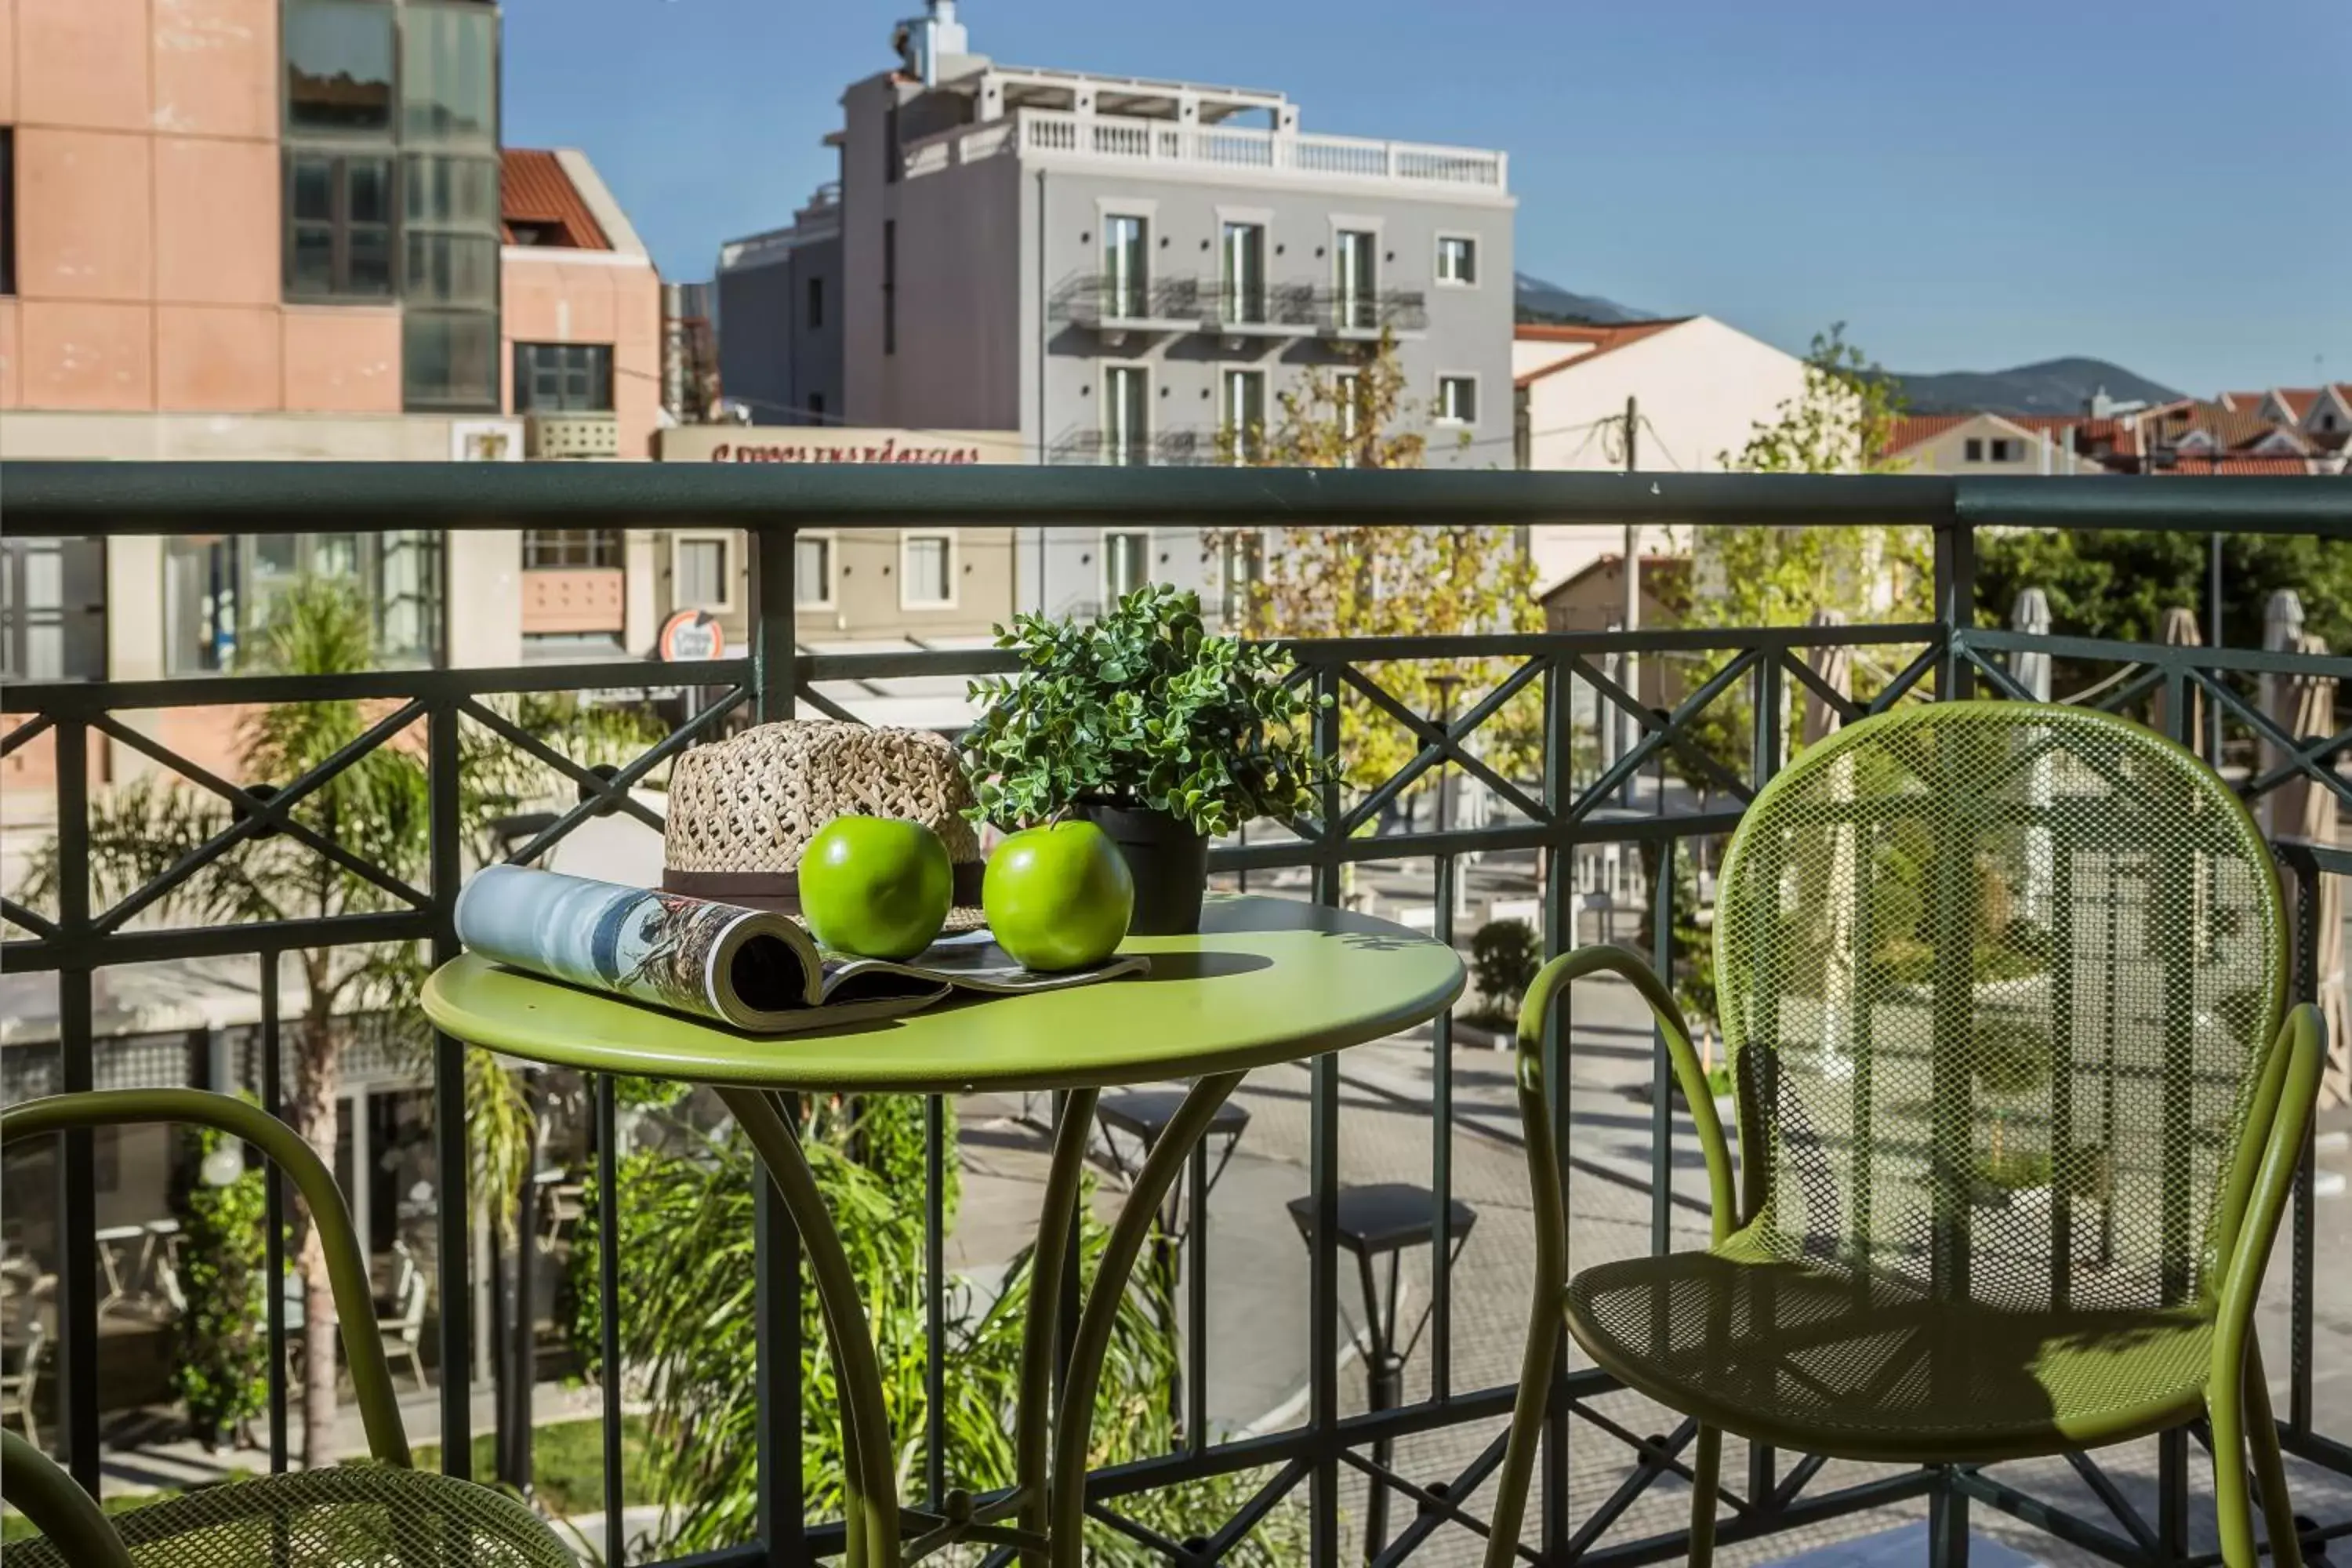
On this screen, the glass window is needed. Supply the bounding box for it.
[1104,532,1150,603]
[402,310,499,411]
[1990,437,2019,462]
[1437,376,1477,424]
[1334,368,1363,445]
[285,0,395,133]
[1104,366,1149,466]
[903,535,953,605]
[522,531,622,568]
[1334,230,1377,330]
[1221,368,1266,463]
[514,343,614,412]
[2,129,19,297]
[1964,438,1985,462]
[807,276,824,330]
[1437,234,1477,285]
[1221,222,1264,324]
[795,535,833,604]
[285,152,395,299]
[165,532,441,674]
[1218,531,1261,627]
[676,538,730,608]
[882,220,896,355]
[401,3,496,144]
[1104,215,1148,319]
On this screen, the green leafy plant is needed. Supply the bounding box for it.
[171,1119,270,1447]
[1470,920,1541,1018]
[959,584,1330,836]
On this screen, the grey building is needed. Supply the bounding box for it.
[724,2,1515,620]
[716,185,845,426]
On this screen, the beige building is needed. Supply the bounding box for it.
[1513,316,1819,588]
[651,426,1026,650]
[1879,412,2104,476]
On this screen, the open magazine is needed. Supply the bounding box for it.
[454,864,1148,1033]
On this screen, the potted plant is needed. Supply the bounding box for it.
[959,585,1330,935]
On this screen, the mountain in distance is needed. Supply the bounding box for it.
[1886,358,2183,418]
[1514,272,1657,326]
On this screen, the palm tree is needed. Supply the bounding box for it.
[22,579,657,1465]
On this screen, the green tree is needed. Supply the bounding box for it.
[1211,332,1544,808]
[19,579,660,1465]
[1975,530,2352,656]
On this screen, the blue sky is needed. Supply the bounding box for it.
[503,0,2350,397]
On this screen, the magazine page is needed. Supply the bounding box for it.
[456,866,839,1031]
[818,930,1151,1003]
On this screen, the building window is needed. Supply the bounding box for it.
[673,535,731,610]
[1104,365,1149,466]
[902,533,955,608]
[1218,531,1261,628]
[1334,229,1377,330]
[1104,214,1148,320]
[403,311,498,411]
[285,0,396,133]
[401,2,495,143]
[882,220,897,356]
[1964,437,1984,462]
[1436,375,1478,425]
[795,534,834,608]
[1436,234,1477,285]
[514,343,614,412]
[165,532,442,675]
[808,391,826,422]
[1104,532,1151,604]
[1334,368,1363,445]
[1221,222,1265,324]
[1989,437,2020,462]
[522,530,621,568]
[286,151,395,298]
[1221,368,1266,463]
[808,275,824,330]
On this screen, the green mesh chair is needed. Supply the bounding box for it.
[0,1090,572,1568]
[1484,702,2325,1568]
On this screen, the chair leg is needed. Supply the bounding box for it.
[1689,1423,1722,1567]
[1481,1323,1555,1568]
[2246,1341,2303,1568]
[2211,1364,2261,1568]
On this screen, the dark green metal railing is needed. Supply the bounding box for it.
[1,463,2346,1568]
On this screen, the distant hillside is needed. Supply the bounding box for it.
[1514,272,1656,326]
[1889,358,2182,417]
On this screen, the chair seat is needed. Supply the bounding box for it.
[1563,1244,2215,1464]
[7,1463,575,1568]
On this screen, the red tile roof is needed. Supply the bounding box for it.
[2275,389,2320,420]
[1512,319,1693,387]
[1882,414,1969,452]
[500,149,610,250]
[2160,454,2315,476]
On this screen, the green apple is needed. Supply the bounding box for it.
[983,821,1135,971]
[800,815,952,960]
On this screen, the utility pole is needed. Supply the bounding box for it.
[1620,396,1641,811]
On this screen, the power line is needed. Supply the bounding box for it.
[1637,415,1685,472]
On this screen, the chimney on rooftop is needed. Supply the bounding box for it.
[896,1,969,85]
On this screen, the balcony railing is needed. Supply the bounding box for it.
[1054,270,1206,333]
[1320,286,1428,337]
[1006,109,1509,191]
[2,465,2347,1568]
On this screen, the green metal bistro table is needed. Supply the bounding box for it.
[422,893,1464,1568]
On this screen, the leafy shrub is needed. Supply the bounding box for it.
[171,1121,270,1446]
[1470,920,1541,1016]
[960,585,1330,836]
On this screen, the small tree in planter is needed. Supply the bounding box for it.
[960,585,1330,933]
[1467,919,1541,1033]
[172,1120,270,1450]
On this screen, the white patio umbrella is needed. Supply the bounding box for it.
[2277,634,2347,1106]
[2011,588,2053,702]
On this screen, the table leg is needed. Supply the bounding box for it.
[1047,1072,1244,1568]
[720,1087,901,1568]
[1016,1088,1098,1566]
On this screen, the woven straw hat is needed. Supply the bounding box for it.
[663,720,986,930]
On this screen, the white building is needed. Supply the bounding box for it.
[1513,315,1815,588]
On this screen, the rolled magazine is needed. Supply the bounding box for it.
[454,864,1146,1033]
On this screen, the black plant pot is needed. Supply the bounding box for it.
[1078,801,1207,936]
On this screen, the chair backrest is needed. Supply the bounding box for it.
[389,1269,428,1341]
[0,1090,412,1465]
[3,1319,45,1397]
[1713,701,2285,1315]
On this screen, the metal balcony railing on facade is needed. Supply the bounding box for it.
[3,463,2348,1568]
[1203,281,1321,338]
[1319,287,1429,338]
[1054,271,1205,336]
